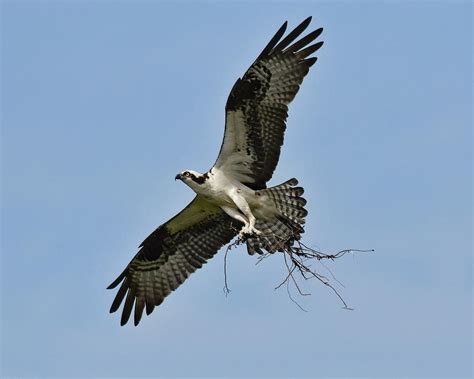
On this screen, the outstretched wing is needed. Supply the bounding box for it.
[107,196,240,326]
[214,17,323,189]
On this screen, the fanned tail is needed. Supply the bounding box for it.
[246,178,308,255]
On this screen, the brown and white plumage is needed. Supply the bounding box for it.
[108,17,323,326]
[108,196,240,326]
[215,16,323,189]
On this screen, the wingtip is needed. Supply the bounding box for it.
[280,20,289,35]
[279,20,288,34]
[146,302,155,315]
[107,278,119,290]
[121,312,131,326]
[298,17,313,34]
[134,300,145,326]
[306,57,318,67]
[288,178,299,186]
[295,16,312,33]
[107,269,127,289]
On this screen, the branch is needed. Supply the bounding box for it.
[222,231,373,311]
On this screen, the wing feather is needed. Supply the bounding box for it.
[296,41,324,59]
[214,18,323,189]
[273,16,312,51]
[108,196,240,326]
[256,21,288,60]
[284,28,323,53]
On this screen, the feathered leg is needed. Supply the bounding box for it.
[221,206,248,227]
[226,189,262,236]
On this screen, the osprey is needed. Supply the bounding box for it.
[108,17,324,326]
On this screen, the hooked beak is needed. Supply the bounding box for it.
[175,173,181,181]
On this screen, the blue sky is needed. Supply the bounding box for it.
[1,1,472,378]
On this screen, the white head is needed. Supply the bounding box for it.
[175,170,209,192]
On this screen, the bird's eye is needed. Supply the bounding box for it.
[184,172,190,177]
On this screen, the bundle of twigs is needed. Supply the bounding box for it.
[223,231,373,311]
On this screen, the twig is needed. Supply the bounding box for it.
[222,228,373,311]
[223,245,232,296]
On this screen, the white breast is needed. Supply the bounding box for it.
[202,168,250,206]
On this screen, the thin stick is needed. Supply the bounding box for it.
[222,227,373,311]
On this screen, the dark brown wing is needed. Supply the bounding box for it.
[214,17,323,189]
[107,196,240,326]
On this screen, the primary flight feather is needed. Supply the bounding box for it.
[108,17,324,326]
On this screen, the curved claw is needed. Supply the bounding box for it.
[239,226,262,238]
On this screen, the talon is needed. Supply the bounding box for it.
[239,225,261,238]
[239,226,250,238]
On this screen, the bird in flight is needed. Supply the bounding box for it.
[108,17,324,326]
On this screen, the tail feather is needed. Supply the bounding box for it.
[246,178,308,255]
